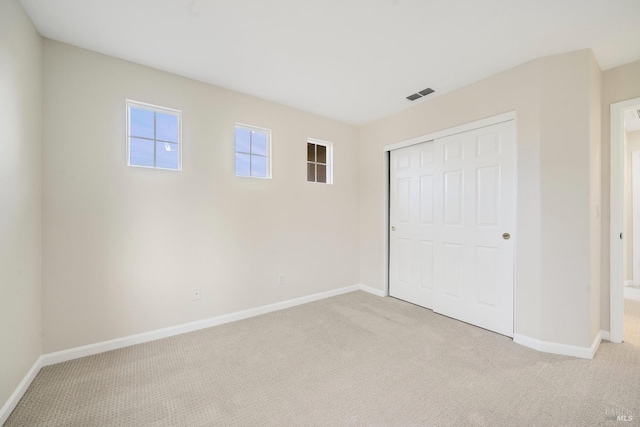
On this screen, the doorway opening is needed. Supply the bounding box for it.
[610,97,640,344]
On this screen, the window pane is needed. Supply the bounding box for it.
[156,113,179,142]
[236,153,251,176]
[317,164,327,183]
[156,142,179,170]
[251,131,267,156]
[307,143,315,162]
[236,128,251,153]
[129,138,155,167]
[317,145,327,164]
[130,108,154,139]
[307,163,316,182]
[251,155,267,178]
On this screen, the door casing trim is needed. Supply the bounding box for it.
[610,97,640,343]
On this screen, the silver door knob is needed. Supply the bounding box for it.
[502,233,510,240]
[391,226,396,231]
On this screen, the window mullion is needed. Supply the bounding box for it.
[246,131,250,176]
[153,112,157,167]
[248,131,253,175]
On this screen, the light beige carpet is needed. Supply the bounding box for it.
[5,291,640,426]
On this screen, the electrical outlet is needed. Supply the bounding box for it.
[278,273,285,286]
[192,288,201,301]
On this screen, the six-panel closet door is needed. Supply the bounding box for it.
[389,120,516,337]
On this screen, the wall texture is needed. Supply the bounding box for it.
[359,50,600,347]
[588,54,602,341]
[0,0,42,408]
[538,51,599,347]
[600,59,640,331]
[42,40,360,353]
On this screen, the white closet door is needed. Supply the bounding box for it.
[389,140,439,309]
[389,120,516,337]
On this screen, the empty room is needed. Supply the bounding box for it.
[2,0,640,425]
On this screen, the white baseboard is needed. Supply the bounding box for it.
[3,284,379,422]
[1,285,611,423]
[0,355,44,426]
[513,331,603,359]
[40,284,373,367]
[2,283,387,422]
[358,283,387,297]
[600,330,611,341]
[589,331,604,358]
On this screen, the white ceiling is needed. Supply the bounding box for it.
[20,0,640,125]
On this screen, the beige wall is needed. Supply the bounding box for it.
[600,59,640,331]
[41,40,360,353]
[2,13,634,403]
[0,0,42,408]
[588,54,602,341]
[538,51,599,346]
[359,50,600,347]
[624,131,640,281]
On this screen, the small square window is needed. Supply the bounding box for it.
[307,139,333,184]
[235,124,271,179]
[127,100,181,170]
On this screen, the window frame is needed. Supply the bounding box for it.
[306,138,333,184]
[126,99,182,171]
[234,123,272,179]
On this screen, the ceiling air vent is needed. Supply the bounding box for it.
[406,87,435,101]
